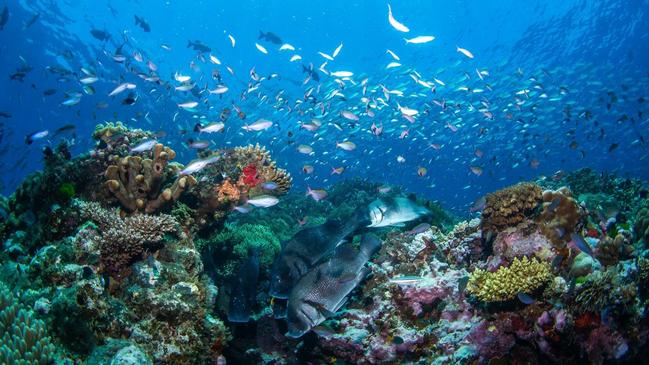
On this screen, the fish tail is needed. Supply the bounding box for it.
[193,123,201,132]
[258,30,265,39]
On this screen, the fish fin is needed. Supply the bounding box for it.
[390,223,406,227]
[360,233,382,257]
[336,273,358,284]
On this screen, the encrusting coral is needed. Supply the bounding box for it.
[1,281,57,364]
[467,256,553,302]
[104,142,197,213]
[481,182,542,237]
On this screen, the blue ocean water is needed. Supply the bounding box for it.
[0,0,648,212]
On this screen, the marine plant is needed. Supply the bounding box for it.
[466,256,553,302]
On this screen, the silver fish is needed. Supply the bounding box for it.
[367,196,430,228]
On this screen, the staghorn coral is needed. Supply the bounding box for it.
[481,182,542,236]
[0,281,57,364]
[79,201,179,277]
[104,142,196,213]
[634,208,649,244]
[467,256,553,302]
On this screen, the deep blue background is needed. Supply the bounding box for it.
[1,0,648,215]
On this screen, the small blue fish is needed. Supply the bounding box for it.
[25,130,49,144]
[517,292,535,305]
[261,181,278,190]
[570,233,594,257]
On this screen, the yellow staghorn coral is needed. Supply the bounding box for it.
[105,142,197,213]
[536,187,585,245]
[481,182,542,236]
[467,256,553,302]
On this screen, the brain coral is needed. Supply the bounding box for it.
[481,182,542,236]
[467,256,552,302]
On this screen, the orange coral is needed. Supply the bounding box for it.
[216,179,241,205]
[481,182,542,236]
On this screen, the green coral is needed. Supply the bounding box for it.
[1,281,57,364]
[467,256,552,302]
[200,223,280,268]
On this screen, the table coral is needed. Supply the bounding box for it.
[467,256,553,302]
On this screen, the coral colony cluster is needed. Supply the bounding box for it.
[1,123,649,364]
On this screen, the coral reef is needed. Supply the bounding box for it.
[2,124,649,365]
[481,182,542,237]
[104,142,197,213]
[1,281,57,364]
[467,256,553,302]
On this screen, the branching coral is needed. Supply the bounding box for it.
[79,201,179,277]
[105,142,196,213]
[1,281,56,364]
[481,182,542,236]
[467,256,552,302]
[536,187,585,245]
